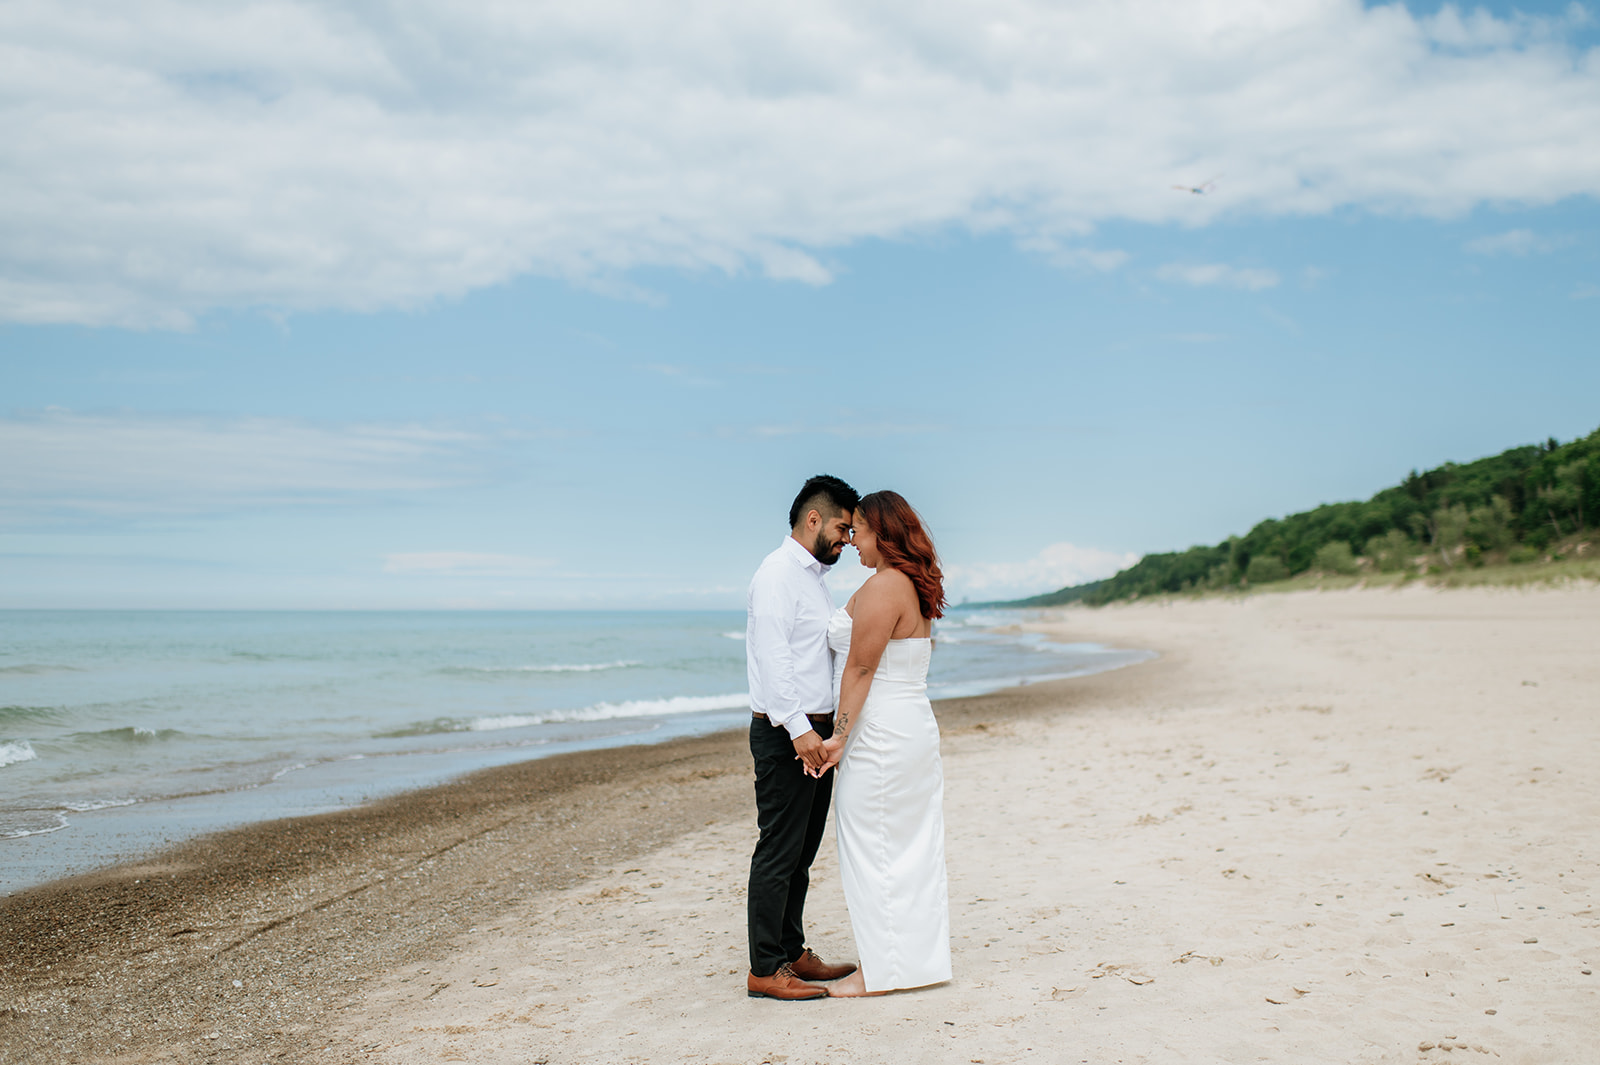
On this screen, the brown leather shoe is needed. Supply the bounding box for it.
[789,947,857,982]
[747,963,828,1000]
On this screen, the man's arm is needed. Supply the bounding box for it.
[747,570,815,743]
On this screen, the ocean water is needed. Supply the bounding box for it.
[0,609,1151,892]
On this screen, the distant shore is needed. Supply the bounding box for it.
[4,584,1597,1065]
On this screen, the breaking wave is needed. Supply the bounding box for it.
[442,660,643,675]
[66,726,184,746]
[470,692,751,731]
[0,740,39,768]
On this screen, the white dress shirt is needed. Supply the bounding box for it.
[746,536,836,740]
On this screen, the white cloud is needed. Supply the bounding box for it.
[1156,262,1281,290]
[0,409,480,518]
[1573,281,1600,300]
[639,362,720,386]
[731,421,945,439]
[3,1,1600,326]
[945,541,1139,602]
[383,552,550,576]
[756,245,834,286]
[1019,237,1131,273]
[1463,228,1570,255]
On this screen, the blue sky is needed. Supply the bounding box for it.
[3,0,1598,608]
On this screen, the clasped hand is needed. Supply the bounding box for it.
[794,731,845,778]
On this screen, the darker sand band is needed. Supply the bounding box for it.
[0,658,1168,1064]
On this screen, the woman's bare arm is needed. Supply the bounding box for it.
[834,576,900,742]
[812,570,919,775]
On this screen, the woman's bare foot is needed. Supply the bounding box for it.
[827,969,887,997]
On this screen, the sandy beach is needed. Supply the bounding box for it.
[3,585,1597,1064]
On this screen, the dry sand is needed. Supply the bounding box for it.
[4,586,1597,1064]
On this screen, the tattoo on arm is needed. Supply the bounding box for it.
[835,711,849,734]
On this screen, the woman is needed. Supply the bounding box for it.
[815,490,951,997]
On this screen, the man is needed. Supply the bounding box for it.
[744,474,862,1000]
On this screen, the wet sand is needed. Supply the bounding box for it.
[3,585,1597,1064]
[0,650,1091,1064]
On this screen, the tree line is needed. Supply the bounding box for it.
[1001,425,1599,608]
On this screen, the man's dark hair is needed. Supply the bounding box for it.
[788,474,860,530]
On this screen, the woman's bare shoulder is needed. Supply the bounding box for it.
[859,567,913,589]
[858,568,918,604]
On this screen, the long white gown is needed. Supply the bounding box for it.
[828,605,952,992]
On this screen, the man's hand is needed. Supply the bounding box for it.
[810,734,845,777]
[792,729,828,772]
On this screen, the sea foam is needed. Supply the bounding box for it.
[447,660,643,674]
[469,692,751,731]
[0,740,39,768]
[60,797,138,812]
[1,811,67,839]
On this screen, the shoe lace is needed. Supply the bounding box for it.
[776,962,800,979]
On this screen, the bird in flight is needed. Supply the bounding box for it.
[1172,175,1221,195]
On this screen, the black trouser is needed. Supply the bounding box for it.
[747,714,834,977]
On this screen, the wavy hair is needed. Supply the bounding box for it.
[856,490,947,620]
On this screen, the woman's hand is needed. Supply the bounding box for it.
[808,734,846,777]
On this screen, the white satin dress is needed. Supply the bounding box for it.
[828,606,952,992]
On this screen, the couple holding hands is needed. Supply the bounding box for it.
[745,475,950,1000]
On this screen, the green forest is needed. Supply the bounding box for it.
[1000,424,1600,608]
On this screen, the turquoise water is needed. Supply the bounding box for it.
[0,609,1151,891]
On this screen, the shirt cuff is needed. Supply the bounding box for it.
[777,712,819,741]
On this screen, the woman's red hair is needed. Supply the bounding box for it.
[857,490,947,620]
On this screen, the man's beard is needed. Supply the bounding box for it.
[812,531,844,565]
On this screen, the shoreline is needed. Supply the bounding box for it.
[0,707,754,898]
[6,583,1597,1065]
[0,664,1147,1065]
[0,609,1148,897]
